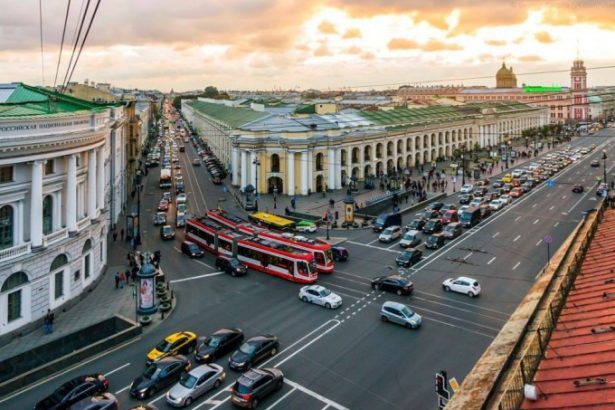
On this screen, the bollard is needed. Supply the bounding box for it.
[161,309,165,320]
[166,281,170,290]
[171,290,174,300]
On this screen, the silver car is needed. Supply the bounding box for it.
[166,363,226,407]
[380,301,422,329]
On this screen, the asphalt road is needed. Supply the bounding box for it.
[3,127,614,410]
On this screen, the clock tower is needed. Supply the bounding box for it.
[570,59,588,121]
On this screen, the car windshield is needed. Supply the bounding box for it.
[155,339,172,353]
[383,228,392,234]
[143,365,162,380]
[401,306,415,317]
[180,374,198,389]
[319,288,331,297]
[189,244,200,252]
[207,336,222,348]
[239,342,257,354]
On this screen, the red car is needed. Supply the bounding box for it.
[440,210,459,225]
[158,200,169,211]
[509,188,523,198]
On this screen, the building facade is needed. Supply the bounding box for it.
[0,83,125,337]
[182,98,547,196]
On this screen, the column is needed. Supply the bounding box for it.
[16,200,24,245]
[53,191,62,230]
[250,152,257,188]
[96,147,105,211]
[307,151,313,192]
[240,150,247,189]
[301,151,308,195]
[327,148,335,191]
[287,152,295,196]
[231,146,239,186]
[335,148,342,189]
[67,154,77,232]
[88,149,97,220]
[30,161,43,248]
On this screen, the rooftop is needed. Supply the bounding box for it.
[521,209,615,410]
[187,100,269,128]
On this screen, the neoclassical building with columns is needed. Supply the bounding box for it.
[0,83,127,337]
[182,99,548,196]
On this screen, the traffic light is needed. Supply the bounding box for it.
[435,371,449,399]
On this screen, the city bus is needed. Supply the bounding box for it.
[185,218,318,283]
[207,209,334,273]
[249,212,296,231]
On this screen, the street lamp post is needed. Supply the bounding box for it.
[134,183,141,251]
[461,147,465,186]
[253,155,260,212]
[603,150,608,186]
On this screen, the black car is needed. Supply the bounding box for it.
[69,393,118,410]
[572,184,584,193]
[160,225,175,240]
[34,374,109,410]
[440,204,457,212]
[427,202,444,212]
[371,275,414,296]
[130,356,191,400]
[425,234,445,250]
[422,219,443,234]
[195,328,244,363]
[230,368,284,409]
[331,246,349,262]
[215,257,247,276]
[459,194,473,204]
[591,160,600,167]
[395,249,423,268]
[228,335,279,371]
[406,218,426,232]
[181,241,205,258]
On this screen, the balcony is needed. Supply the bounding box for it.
[43,228,68,247]
[0,243,31,263]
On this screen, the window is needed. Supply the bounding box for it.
[84,254,90,278]
[0,166,13,183]
[271,154,280,173]
[54,271,64,299]
[0,205,14,249]
[2,272,28,323]
[45,160,54,175]
[43,195,53,235]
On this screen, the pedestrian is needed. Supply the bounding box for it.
[125,269,131,284]
[44,309,54,334]
[112,230,117,242]
[114,272,120,289]
[119,272,125,289]
[120,228,125,241]
[127,252,132,267]
[131,266,138,282]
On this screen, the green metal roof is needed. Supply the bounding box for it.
[5,84,49,103]
[188,100,269,128]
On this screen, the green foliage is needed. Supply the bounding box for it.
[201,86,220,98]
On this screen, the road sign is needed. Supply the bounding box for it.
[546,179,555,188]
[544,234,553,243]
[449,377,460,393]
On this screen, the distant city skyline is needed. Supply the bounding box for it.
[1,0,614,91]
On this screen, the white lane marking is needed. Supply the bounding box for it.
[367,238,379,246]
[346,240,402,254]
[265,387,297,410]
[513,235,521,242]
[513,262,521,270]
[549,205,554,210]
[285,379,351,410]
[533,219,540,225]
[412,296,507,322]
[562,195,567,199]
[420,316,495,339]
[115,384,131,394]
[149,391,167,404]
[492,232,500,238]
[531,203,537,208]
[387,241,400,250]
[514,216,521,222]
[487,256,496,265]
[463,252,473,260]
[536,239,542,246]
[321,405,330,410]
[173,247,214,268]
[275,321,341,368]
[104,362,130,377]
[554,221,560,227]
[169,271,225,283]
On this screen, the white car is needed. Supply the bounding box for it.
[460,184,474,194]
[500,194,512,205]
[299,285,342,309]
[442,276,481,297]
[379,225,402,243]
[176,193,188,204]
[511,170,522,178]
[469,198,483,208]
[489,199,504,211]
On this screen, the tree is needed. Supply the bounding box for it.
[172,96,183,110]
[200,86,219,98]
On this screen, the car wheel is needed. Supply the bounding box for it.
[325,302,331,309]
[396,289,402,296]
[270,347,277,356]
[185,397,193,406]
[231,271,237,277]
[301,296,308,302]
[147,388,154,398]
[468,291,475,298]
[251,398,259,409]
[406,323,414,329]
[381,315,388,322]
[444,286,451,292]
[214,379,222,389]
[276,379,283,390]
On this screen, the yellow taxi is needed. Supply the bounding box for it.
[501,174,513,183]
[146,331,197,365]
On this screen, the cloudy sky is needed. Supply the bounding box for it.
[1,0,614,91]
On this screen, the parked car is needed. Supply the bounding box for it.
[215,257,247,277]
[380,301,422,329]
[399,230,421,248]
[425,234,445,250]
[299,285,342,309]
[158,200,169,212]
[395,249,422,268]
[160,225,175,240]
[147,332,197,365]
[442,276,481,297]
[442,222,462,239]
[230,368,284,409]
[166,364,226,408]
[181,241,204,258]
[163,192,173,203]
[379,225,402,243]
[130,356,191,400]
[34,374,110,410]
[331,246,349,262]
[195,328,245,363]
[371,275,414,295]
[228,335,279,371]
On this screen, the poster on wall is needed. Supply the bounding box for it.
[139,277,154,310]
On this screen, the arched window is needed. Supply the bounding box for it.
[50,254,68,300]
[2,271,29,323]
[0,205,14,250]
[82,240,92,279]
[43,195,53,235]
[50,254,68,271]
[271,154,280,173]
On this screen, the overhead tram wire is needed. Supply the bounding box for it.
[60,0,92,93]
[63,0,102,90]
[38,0,45,85]
[70,0,87,46]
[53,0,72,88]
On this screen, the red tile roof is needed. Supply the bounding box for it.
[521,209,615,410]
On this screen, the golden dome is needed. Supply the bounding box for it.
[496,62,517,88]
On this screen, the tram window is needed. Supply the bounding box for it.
[315,252,325,264]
